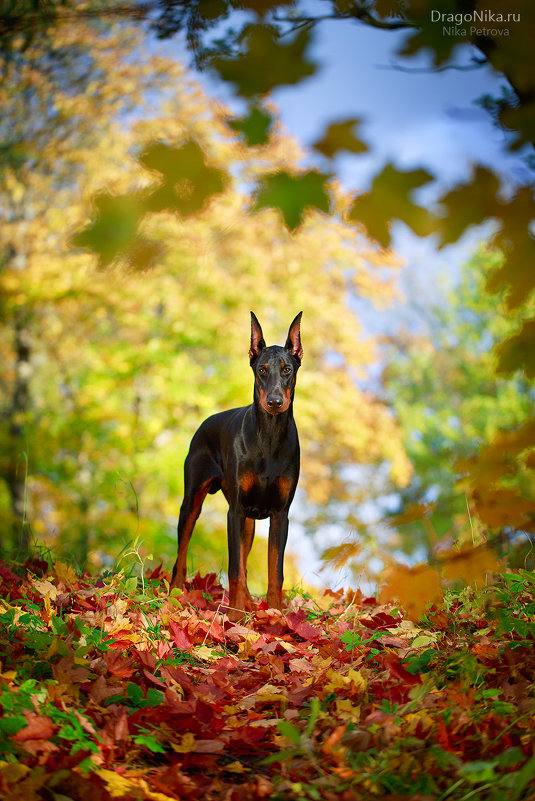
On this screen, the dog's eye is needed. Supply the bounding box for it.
[282,366,292,374]
[258,366,267,376]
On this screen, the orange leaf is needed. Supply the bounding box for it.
[13,712,55,741]
[320,541,362,570]
[379,563,443,620]
[442,544,500,587]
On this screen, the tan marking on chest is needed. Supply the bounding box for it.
[239,472,257,492]
[276,476,293,500]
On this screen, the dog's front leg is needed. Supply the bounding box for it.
[267,511,289,610]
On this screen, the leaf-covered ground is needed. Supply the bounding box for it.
[1,560,535,800]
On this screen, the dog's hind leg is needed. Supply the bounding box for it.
[171,452,221,589]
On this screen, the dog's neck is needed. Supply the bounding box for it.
[251,395,294,445]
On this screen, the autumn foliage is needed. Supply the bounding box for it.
[1,5,535,797]
[1,559,535,800]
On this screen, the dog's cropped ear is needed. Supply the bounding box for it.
[249,311,266,363]
[285,311,303,363]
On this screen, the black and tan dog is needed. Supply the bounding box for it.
[170,312,302,619]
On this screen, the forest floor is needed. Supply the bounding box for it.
[1,558,535,800]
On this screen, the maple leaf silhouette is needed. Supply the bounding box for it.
[348,163,436,247]
[253,169,331,231]
[211,24,316,97]
[140,140,227,216]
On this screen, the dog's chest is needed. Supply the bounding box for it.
[237,469,294,519]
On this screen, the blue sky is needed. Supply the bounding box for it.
[267,12,528,348]
[270,10,521,187]
[185,8,523,331]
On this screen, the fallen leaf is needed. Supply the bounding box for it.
[30,579,58,601]
[53,561,77,588]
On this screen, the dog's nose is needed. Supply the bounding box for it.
[267,395,283,410]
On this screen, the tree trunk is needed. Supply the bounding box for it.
[6,312,32,553]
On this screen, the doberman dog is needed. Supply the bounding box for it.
[170,312,303,620]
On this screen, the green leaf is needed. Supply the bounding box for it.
[459,759,498,783]
[123,576,138,594]
[125,684,163,708]
[348,163,436,247]
[253,170,331,231]
[487,187,535,309]
[58,723,80,739]
[340,629,364,651]
[19,679,38,693]
[437,167,501,246]
[0,716,26,735]
[228,105,274,146]
[134,733,166,753]
[211,24,316,97]
[140,140,227,217]
[261,748,298,765]
[312,117,368,159]
[51,615,69,637]
[277,719,301,744]
[305,696,320,737]
[403,648,440,675]
[480,688,501,699]
[24,631,54,653]
[127,682,143,705]
[398,1,467,66]
[145,688,164,707]
[125,682,163,709]
[494,317,535,378]
[71,194,143,268]
[497,747,524,768]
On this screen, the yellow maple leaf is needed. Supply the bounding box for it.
[97,769,140,798]
[379,563,443,620]
[335,698,361,723]
[171,732,197,753]
[42,593,53,626]
[442,544,500,587]
[53,561,77,587]
[320,541,362,570]
[0,761,30,783]
[276,639,297,653]
[106,618,134,634]
[0,670,17,685]
[194,645,219,661]
[324,667,366,695]
[254,683,286,703]
[224,761,247,774]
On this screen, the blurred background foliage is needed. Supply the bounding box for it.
[0,0,534,588]
[383,248,535,561]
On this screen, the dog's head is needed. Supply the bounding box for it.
[249,312,302,415]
